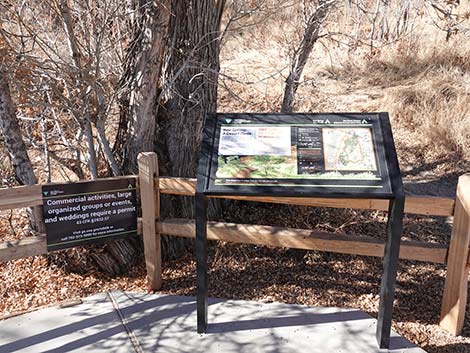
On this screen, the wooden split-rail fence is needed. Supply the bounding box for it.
[0,152,469,336]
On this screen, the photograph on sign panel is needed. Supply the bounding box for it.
[217,126,297,179]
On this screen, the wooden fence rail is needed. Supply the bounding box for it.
[143,153,469,338]
[0,218,449,264]
[159,177,455,217]
[0,152,468,337]
[0,176,455,216]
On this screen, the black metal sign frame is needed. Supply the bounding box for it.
[200,113,394,198]
[195,112,404,349]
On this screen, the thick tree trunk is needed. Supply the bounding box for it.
[160,0,224,196]
[0,71,45,234]
[154,0,225,257]
[116,0,225,260]
[90,0,172,275]
[281,0,335,113]
[118,0,171,174]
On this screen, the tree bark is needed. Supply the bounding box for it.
[118,0,171,174]
[58,0,99,178]
[152,0,225,258]
[161,0,224,177]
[281,0,335,113]
[0,71,45,234]
[117,0,225,260]
[89,0,173,275]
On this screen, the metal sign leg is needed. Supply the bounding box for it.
[195,193,208,333]
[376,196,405,348]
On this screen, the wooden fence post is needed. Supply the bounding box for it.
[440,174,470,335]
[138,152,162,290]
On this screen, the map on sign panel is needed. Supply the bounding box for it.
[322,128,377,172]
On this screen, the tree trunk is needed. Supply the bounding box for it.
[0,71,45,234]
[58,0,99,178]
[160,0,224,192]
[281,0,335,113]
[155,0,225,258]
[79,0,172,275]
[83,117,98,179]
[116,0,225,260]
[96,120,121,176]
[118,0,171,174]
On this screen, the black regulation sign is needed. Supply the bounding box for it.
[42,178,138,251]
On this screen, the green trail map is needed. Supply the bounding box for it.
[323,128,377,171]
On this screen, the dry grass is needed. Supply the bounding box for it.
[221,1,470,164]
[336,38,470,160]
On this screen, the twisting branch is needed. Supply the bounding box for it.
[281,0,337,113]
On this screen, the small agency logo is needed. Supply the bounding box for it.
[310,119,330,124]
[46,189,65,197]
[232,119,252,124]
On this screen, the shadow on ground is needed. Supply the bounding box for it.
[0,292,424,353]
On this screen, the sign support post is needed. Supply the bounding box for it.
[376,196,404,348]
[376,112,405,348]
[195,192,208,333]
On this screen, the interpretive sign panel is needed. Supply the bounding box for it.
[195,112,405,349]
[42,178,138,251]
[199,113,397,198]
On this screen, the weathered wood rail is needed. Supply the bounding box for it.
[0,152,469,337]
